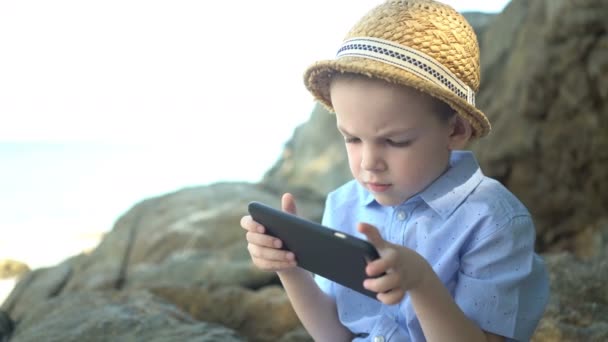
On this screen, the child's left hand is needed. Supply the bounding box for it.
[358,222,431,305]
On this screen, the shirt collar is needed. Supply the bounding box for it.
[362,183,377,206]
[419,150,484,219]
[360,150,483,217]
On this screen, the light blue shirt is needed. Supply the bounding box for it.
[316,151,549,341]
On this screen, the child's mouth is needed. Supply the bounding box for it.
[366,182,391,193]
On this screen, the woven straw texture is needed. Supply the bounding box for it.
[304,0,491,138]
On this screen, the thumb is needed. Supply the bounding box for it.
[281,193,298,215]
[357,222,386,249]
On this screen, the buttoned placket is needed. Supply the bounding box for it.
[373,335,385,342]
[391,204,414,245]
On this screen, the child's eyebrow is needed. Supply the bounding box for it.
[377,127,415,136]
[337,125,415,137]
[337,125,353,136]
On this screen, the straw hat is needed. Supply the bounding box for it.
[304,0,490,138]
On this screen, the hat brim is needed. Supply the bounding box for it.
[304,56,491,138]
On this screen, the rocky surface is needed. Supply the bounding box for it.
[9,291,244,342]
[469,0,608,254]
[0,310,13,342]
[532,220,608,341]
[3,183,321,341]
[2,0,607,341]
[262,103,351,198]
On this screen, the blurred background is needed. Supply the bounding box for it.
[0,0,508,269]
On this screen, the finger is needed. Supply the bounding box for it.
[248,243,297,271]
[240,215,265,234]
[247,243,295,262]
[365,249,397,276]
[246,231,283,249]
[252,258,298,272]
[364,271,400,294]
[366,259,391,277]
[281,193,298,215]
[357,222,386,249]
[377,288,405,305]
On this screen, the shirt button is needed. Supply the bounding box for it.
[396,210,407,221]
[373,336,385,342]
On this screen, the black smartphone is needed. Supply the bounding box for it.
[248,201,380,299]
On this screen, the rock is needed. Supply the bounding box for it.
[0,260,29,280]
[469,0,608,253]
[1,262,72,321]
[9,291,244,342]
[262,103,352,198]
[0,310,14,342]
[150,285,308,342]
[3,183,321,338]
[278,327,314,342]
[532,222,608,341]
[57,182,323,292]
[462,12,496,47]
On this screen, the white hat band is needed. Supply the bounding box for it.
[336,37,476,106]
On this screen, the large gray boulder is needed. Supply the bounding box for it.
[469,0,608,253]
[3,183,321,341]
[532,220,608,341]
[9,291,244,342]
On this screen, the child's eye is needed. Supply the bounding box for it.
[344,137,361,144]
[386,139,411,147]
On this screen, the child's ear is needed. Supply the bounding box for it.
[447,115,472,150]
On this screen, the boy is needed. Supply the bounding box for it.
[241,0,549,341]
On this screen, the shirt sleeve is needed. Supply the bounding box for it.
[454,215,550,341]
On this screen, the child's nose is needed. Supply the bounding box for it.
[360,145,386,171]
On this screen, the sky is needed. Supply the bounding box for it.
[0,0,509,142]
[0,0,511,268]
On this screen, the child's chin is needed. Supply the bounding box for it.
[373,195,403,207]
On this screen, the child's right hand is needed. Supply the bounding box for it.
[241,193,298,272]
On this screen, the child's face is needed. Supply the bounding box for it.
[331,76,462,206]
